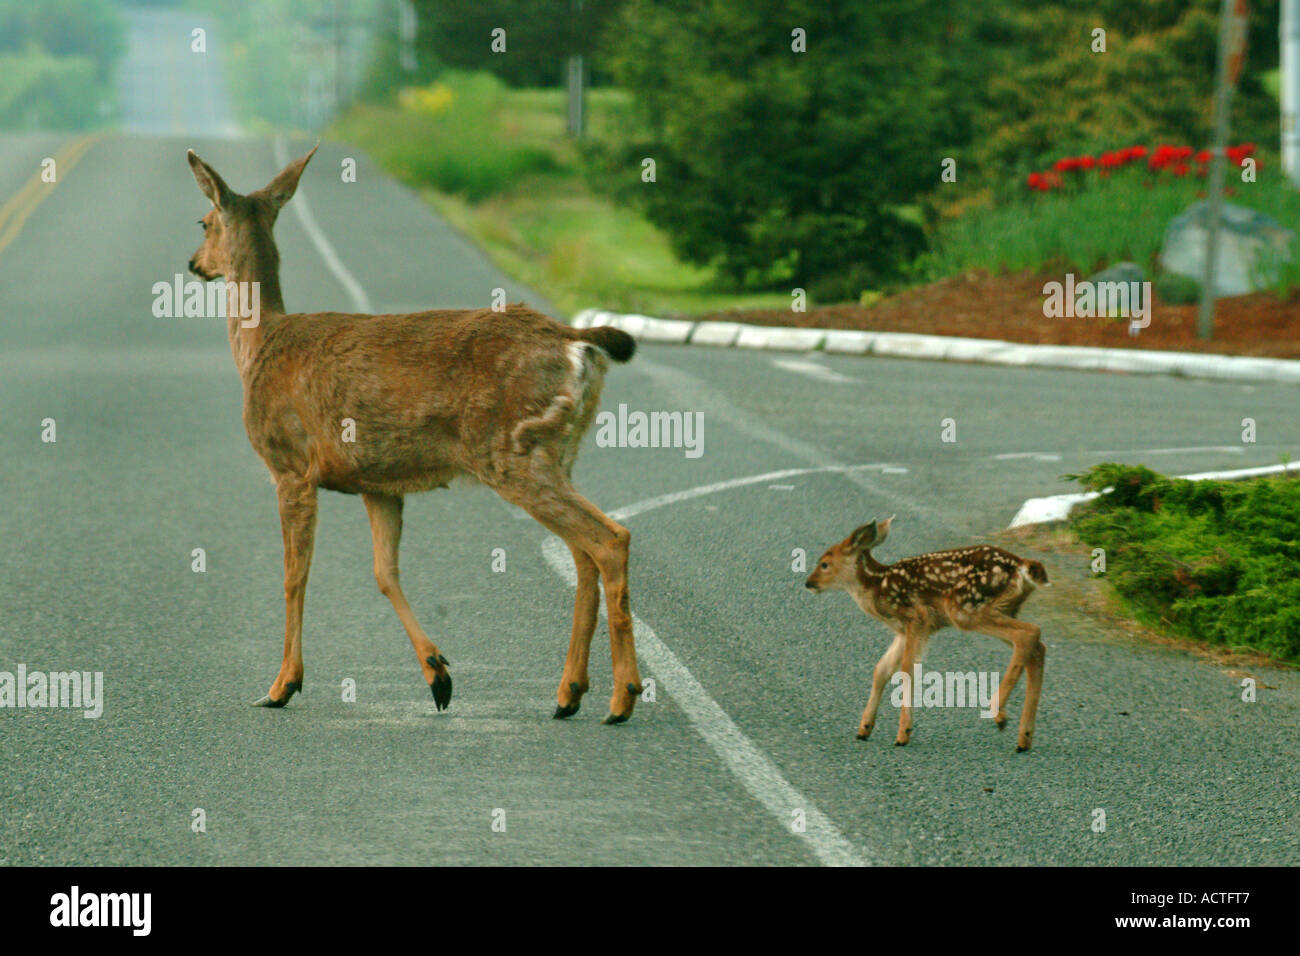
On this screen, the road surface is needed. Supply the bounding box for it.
[0,9,1297,866]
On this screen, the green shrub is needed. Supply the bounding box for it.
[1154,271,1201,304]
[1068,463,1300,661]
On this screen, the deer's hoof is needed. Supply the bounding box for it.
[601,711,631,726]
[430,672,453,711]
[856,724,872,740]
[553,681,583,719]
[994,715,1007,730]
[424,656,453,711]
[253,682,300,708]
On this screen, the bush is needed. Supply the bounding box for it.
[1155,272,1201,305]
[1068,463,1300,661]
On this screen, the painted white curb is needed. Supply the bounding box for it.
[1008,460,1300,528]
[571,309,1300,385]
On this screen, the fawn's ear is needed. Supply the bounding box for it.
[187,150,234,209]
[257,142,317,211]
[875,514,895,544]
[848,521,879,553]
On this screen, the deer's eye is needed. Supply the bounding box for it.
[820,562,829,570]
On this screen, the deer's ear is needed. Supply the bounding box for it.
[187,149,234,209]
[848,522,878,553]
[875,514,895,543]
[258,142,317,211]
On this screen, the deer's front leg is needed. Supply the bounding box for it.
[894,631,919,746]
[255,477,318,708]
[857,633,904,739]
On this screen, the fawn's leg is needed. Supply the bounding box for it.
[256,476,317,707]
[500,472,642,723]
[974,615,1042,750]
[857,632,904,739]
[363,493,453,710]
[1018,637,1046,752]
[894,627,923,746]
[553,542,598,719]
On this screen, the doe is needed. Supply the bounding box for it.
[805,517,1047,751]
[186,145,643,723]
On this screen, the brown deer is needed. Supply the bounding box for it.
[805,517,1047,751]
[186,145,644,723]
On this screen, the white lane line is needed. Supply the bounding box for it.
[607,463,893,522]
[992,452,1063,462]
[632,357,961,535]
[272,137,374,314]
[770,357,858,385]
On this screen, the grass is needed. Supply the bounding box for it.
[1068,463,1300,663]
[327,72,789,318]
[921,166,1300,296]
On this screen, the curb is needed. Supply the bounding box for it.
[1008,460,1300,528]
[572,308,1300,385]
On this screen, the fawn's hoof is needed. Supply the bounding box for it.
[553,681,584,719]
[856,724,871,740]
[253,682,300,708]
[1016,736,1032,753]
[994,715,1007,730]
[601,712,630,725]
[426,655,453,711]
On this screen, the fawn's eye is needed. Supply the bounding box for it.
[820,562,829,570]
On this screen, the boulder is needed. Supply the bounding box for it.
[1159,201,1294,296]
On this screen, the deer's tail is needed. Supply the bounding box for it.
[576,326,636,363]
[1023,560,1049,586]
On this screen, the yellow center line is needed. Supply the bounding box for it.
[0,131,107,260]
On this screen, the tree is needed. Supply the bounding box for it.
[600,0,964,298]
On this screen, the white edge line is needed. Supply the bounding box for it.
[273,137,374,314]
[546,463,895,866]
[1008,460,1300,528]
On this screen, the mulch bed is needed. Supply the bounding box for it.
[692,271,1300,359]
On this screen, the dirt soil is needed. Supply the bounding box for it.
[694,271,1300,359]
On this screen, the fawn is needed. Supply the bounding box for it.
[805,517,1048,751]
[186,145,645,723]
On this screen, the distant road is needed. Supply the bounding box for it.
[0,8,1296,866]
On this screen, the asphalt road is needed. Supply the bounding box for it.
[1,11,1297,867]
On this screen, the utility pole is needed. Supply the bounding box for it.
[1284,0,1300,183]
[566,0,584,138]
[1198,0,1250,340]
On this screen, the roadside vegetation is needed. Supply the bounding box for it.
[0,0,124,128]
[318,0,1289,317]
[328,72,790,316]
[1067,464,1300,663]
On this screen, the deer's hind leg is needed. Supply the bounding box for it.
[552,542,599,719]
[363,493,453,710]
[497,469,641,725]
[971,612,1044,751]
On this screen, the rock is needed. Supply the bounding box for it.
[1159,201,1294,296]
[1086,261,1147,314]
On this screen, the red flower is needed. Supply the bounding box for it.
[1195,150,1212,163]
[1172,163,1189,177]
